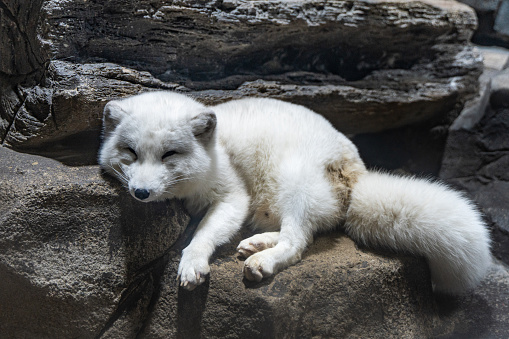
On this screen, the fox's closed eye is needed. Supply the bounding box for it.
[126,147,137,158]
[162,150,177,160]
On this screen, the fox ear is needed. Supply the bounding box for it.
[190,109,217,141]
[102,100,127,135]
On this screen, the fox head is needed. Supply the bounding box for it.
[98,92,217,202]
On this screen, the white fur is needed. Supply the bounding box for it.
[345,172,492,294]
[98,91,492,293]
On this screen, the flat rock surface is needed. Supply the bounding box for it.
[138,233,435,339]
[477,46,509,70]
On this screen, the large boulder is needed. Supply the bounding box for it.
[0,146,189,337]
[1,0,481,166]
[0,146,436,338]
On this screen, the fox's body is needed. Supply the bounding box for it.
[214,98,364,232]
[99,91,491,294]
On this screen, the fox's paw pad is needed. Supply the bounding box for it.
[177,257,210,291]
[237,234,278,258]
[243,253,275,282]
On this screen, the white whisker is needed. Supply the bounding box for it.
[108,161,129,185]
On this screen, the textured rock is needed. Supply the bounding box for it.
[440,107,509,265]
[0,0,47,78]
[1,0,482,164]
[434,261,509,338]
[41,0,478,85]
[0,146,438,338]
[123,233,435,338]
[449,75,491,131]
[0,146,189,337]
[450,47,502,130]
[438,49,509,339]
[436,64,509,338]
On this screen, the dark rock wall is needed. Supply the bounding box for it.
[42,1,473,86]
[435,44,509,338]
[0,0,47,80]
[1,0,482,168]
[441,102,509,266]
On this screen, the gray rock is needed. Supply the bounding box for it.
[0,146,189,337]
[490,68,509,108]
[460,0,509,48]
[450,67,493,131]
[1,0,482,164]
[449,45,509,131]
[439,91,509,339]
[0,0,47,79]
[41,0,478,84]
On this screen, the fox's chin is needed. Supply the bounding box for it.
[129,191,174,203]
[131,195,170,203]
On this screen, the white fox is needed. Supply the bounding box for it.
[98,91,491,294]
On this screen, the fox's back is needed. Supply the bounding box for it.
[213,98,351,167]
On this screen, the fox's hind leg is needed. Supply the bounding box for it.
[237,232,279,258]
[242,161,340,282]
[242,217,313,281]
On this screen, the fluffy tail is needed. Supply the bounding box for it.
[345,171,492,294]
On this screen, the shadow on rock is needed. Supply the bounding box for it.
[176,280,210,338]
[434,292,493,338]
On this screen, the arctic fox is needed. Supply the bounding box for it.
[98,91,491,294]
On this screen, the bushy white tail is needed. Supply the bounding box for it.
[345,171,492,294]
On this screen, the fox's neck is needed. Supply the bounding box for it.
[180,143,225,214]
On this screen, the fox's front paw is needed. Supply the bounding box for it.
[177,252,210,291]
[243,252,276,282]
[237,232,279,258]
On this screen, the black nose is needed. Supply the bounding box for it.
[134,188,150,200]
